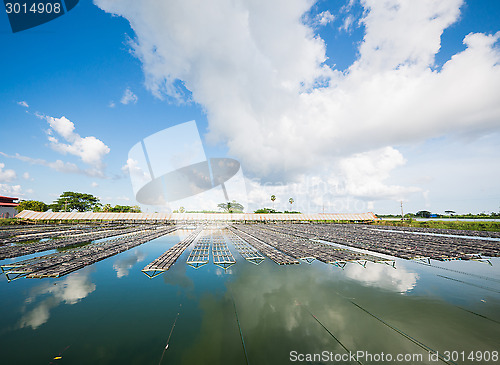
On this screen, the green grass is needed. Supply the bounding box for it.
[0,218,23,226]
[57,241,92,251]
[371,219,500,232]
[14,239,42,245]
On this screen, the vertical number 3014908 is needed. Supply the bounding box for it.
[5,2,61,14]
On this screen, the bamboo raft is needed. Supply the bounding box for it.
[3,221,498,280]
[229,226,300,265]
[2,226,177,280]
[233,224,392,267]
[142,227,203,278]
[0,225,154,260]
[212,230,236,270]
[186,232,211,269]
[0,222,129,245]
[224,229,265,265]
[265,223,500,261]
[0,227,87,245]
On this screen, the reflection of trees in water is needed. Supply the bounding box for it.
[18,268,96,330]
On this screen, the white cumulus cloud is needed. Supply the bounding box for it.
[95,0,500,210]
[0,152,105,178]
[120,87,138,104]
[337,147,422,200]
[0,183,22,196]
[46,115,110,173]
[0,163,16,182]
[316,10,335,26]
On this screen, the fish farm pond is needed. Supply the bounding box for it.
[0,222,499,364]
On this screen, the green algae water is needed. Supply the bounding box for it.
[1,229,499,364]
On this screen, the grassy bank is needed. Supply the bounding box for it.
[371,219,500,232]
[0,218,24,226]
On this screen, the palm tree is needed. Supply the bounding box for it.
[271,195,276,210]
[289,198,294,212]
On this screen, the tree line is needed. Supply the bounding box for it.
[16,191,141,213]
[378,210,500,219]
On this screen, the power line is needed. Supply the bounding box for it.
[158,303,182,365]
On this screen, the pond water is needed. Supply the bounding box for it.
[1,229,499,365]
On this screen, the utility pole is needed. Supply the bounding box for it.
[64,199,68,212]
[400,200,404,221]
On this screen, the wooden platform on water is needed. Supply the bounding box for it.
[0,225,153,260]
[224,230,265,265]
[265,223,500,262]
[212,230,236,270]
[186,232,211,269]
[233,224,396,268]
[2,226,178,280]
[142,227,203,278]
[229,227,300,265]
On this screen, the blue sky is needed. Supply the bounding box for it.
[1,0,499,214]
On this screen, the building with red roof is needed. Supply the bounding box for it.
[0,195,19,219]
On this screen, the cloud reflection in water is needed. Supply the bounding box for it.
[113,249,146,278]
[19,268,96,330]
[344,261,419,293]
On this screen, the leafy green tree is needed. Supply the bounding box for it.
[217,200,244,213]
[178,206,185,213]
[16,200,49,212]
[271,195,276,210]
[254,208,278,214]
[289,197,294,210]
[110,205,127,212]
[51,192,101,212]
[416,210,432,218]
[107,205,142,213]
